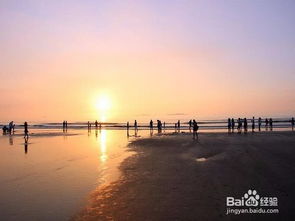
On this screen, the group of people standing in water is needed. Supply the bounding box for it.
[2,121,29,140]
[62,121,68,131]
[2,121,15,134]
[228,117,295,133]
[126,119,199,139]
[87,120,102,130]
[2,117,295,141]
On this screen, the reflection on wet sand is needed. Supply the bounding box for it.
[75,131,295,220]
[0,129,141,221]
[24,139,28,154]
[99,130,107,162]
[9,135,13,145]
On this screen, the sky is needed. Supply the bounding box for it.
[0,0,294,122]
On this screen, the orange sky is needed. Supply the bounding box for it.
[0,0,294,122]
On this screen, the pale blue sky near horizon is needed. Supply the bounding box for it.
[0,0,294,121]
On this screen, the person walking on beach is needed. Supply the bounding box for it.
[237,118,241,133]
[251,117,255,132]
[292,117,295,131]
[63,121,68,131]
[24,122,29,140]
[227,118,231,132]
[265,118,269,128]
[243,118,248,133]
[177,120,180,129]
[150,120,153,130]
[231,118,235,131]
[134,120,138,130]
[9,121,15,134]
[189,120,192,129]
[8,121,15,134]
[258,117,262,131]
[157,120,162,133]
[126,122,130,137]
[2,125,8,135]
[95,120,98,129]
[269,118,273,130]
[193,120,199,140]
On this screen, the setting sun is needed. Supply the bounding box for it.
[95,96,111,111]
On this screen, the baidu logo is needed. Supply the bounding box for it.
[226,189,278,208]
[244,189,260,206]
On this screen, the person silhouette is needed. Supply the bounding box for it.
[258,117,262,131]
[243,118,248,133]
[237,118,241,133]
[177,120,180,129]
[269,118,273,130]
[24,122,29,140]
[150,120,153,130]
[231,118,235,131]
[265,118,269,128]
[251,117,255,132]
[95,120,98,129]
[193,119,199,140]
[157,120,162,133]
[2,125,7,134]
[8,121,15,134]
[189,120,192,129]
[292,117,295,131]
[127,121,130,137]
[228,118,231,133]
[134,120,138,130]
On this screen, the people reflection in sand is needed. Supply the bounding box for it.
[23,132,29,154]
[24,139,28,154]
[150,129,153,137]
[9,135,13,145]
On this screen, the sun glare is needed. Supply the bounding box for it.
[95,96,111,111]
[94,95,112,122]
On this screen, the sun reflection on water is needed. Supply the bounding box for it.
[99,130,108,162]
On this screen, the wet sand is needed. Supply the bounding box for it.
[74,131,295,220]
[0,129,133,221]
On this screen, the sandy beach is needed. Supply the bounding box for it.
[74,131,295,220]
